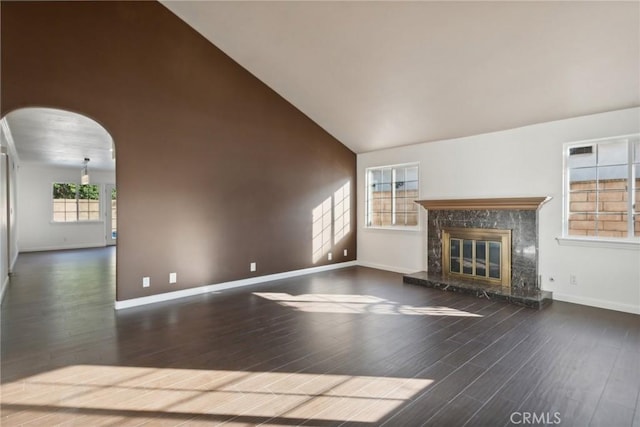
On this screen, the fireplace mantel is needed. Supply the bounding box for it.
[415,197,551,211]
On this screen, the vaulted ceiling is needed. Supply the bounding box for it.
[3,1,639,169]
[162,1,640,153]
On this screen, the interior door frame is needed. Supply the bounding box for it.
[105,184,116,246]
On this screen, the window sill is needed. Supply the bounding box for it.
[364,226,421,233]
[50,220,105,225]
[556,236,640,250]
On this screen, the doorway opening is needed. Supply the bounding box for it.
[1,107,116,266]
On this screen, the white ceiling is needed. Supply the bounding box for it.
[162,0,640,153]
[3,108,115,171]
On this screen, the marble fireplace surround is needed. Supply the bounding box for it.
[417,197,551,290]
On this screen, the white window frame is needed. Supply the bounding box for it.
[365,162,420,230]
[51,182,103,223]
[562,134,639,244]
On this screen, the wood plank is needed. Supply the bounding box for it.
[2,247,639,426]
[415,196,551,211]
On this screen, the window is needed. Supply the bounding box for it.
[365,163,419,228]
[110,187,117,239]
[52,183,101,222]
[564,134,639,239]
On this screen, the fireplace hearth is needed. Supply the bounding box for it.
[403,197,553,309]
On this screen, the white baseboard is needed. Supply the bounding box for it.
[115,261,359,310]
[356,261,416,275]
[21,243,104,253]
[356,263,640,315]
[553,292,640,315]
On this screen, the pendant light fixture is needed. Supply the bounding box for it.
[81,157,90,185]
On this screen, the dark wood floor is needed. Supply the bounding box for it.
[1,247,639,426]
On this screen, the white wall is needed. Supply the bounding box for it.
[8,154,18,270]
[0,123,19,302]
[18,165,115,252]
[358,107,640,314]
[0,151,8,301]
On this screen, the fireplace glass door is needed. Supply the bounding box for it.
[449,238,501,280]
[443,228,511,287]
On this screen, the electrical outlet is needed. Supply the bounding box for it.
[344,249,348,257]
[570,275,577,286]
[250,262,257,272]
[328,253,332,261]
[143,277,150,288]
[169,272,177,284]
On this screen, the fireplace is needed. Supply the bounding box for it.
[403,197,553,309]
[442,227,511,287]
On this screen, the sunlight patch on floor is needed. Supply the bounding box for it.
[0,365,433,426]
[254,292,484,317]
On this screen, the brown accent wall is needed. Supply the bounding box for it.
[1,1,357,300]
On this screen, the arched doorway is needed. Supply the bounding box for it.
[0,107,116,256]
